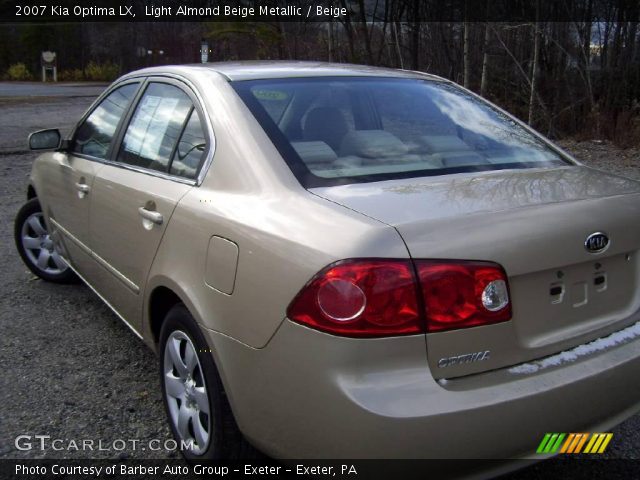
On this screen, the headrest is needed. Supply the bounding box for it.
[339,130,408,158]
[303,107,349,151]
[418,135,470,152]
[291,141,338,165]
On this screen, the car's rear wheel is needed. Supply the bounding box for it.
[159,304,260,460]
[14,198,77,283]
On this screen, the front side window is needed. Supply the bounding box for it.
[72,83,139,159]
[233,77,567,187]
[117,83,196,175]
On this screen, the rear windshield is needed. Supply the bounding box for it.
[233,77,567,187]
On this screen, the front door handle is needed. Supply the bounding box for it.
[138,207,163,225]
[75,182,90,193]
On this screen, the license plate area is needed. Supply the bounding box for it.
[510,252,640,348]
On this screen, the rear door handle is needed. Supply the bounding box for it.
[75,182,90,193]
[138,207,163,225]
[76,182,91,194]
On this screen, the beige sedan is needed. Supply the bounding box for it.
[14,62,640,468]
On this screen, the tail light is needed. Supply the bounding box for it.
[287,260,421,337]
[288,259,511,337]
[416,260,511,332]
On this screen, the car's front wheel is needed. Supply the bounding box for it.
[14,198,77,283]
[159,304,259,460]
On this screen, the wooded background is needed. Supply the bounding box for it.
[2,0,639,145]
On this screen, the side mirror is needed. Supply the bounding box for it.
[29,129,62,150]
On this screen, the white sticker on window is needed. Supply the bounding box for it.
[127,95,180,162]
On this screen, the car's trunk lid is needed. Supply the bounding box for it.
[311,166,640,378]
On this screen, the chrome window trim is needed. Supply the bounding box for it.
[71,153,197,186]
[67,72,216,187]
[67,77,144,143]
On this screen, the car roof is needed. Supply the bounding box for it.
[125,61,446,82]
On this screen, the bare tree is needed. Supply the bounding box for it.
[528,1,541,126]
[480,21,492,96]
[463,20,471,88]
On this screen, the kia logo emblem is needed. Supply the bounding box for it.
[585,232,609,253]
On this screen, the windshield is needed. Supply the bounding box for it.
[233,77,568,187]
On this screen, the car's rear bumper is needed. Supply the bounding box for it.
[203,319,640,460]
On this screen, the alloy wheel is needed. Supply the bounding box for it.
[20,212,68,275]
[163,330,211,455]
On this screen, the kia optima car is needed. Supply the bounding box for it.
[14,62,640,466]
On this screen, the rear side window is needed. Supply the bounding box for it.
[300,88,356,147]
[233,77,567,188]
[252,88,291,123]
[73,83,138,159]
[117,82,203,177]
[169,110,207,179]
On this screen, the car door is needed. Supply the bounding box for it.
[86,79,210,332]
[43,81,141,277]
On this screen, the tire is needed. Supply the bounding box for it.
[159,304,261,460]
[14,198,78,284]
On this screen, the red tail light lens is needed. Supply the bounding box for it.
[416,260,511,332]
[287,260,422,337]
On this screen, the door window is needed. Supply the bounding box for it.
[169,110,207,179]
[72,83,139,159]
[117,83,193,174]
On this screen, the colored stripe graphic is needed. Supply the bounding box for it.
[549,433,565,453]
[598,433,613,453]
[567,433,585,453]
[536,433,566,454]
[584,433,599,453]
[584,433,613,454]
[560,433,575,453]
[573,434,589,453]
[536,433,552,453]
[538,433,613,454]
[544,433,559,453]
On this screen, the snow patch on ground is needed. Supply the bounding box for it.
[509,321,640,375]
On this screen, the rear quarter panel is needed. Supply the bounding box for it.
[142,70,409,348]
[145,190,408,349]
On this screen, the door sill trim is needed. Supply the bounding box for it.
[50,218,140,294]
[64,260,144,340]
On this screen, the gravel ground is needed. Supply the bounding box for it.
[0,96,175,460]
[0,92,639,476]
[557,139,640,181]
